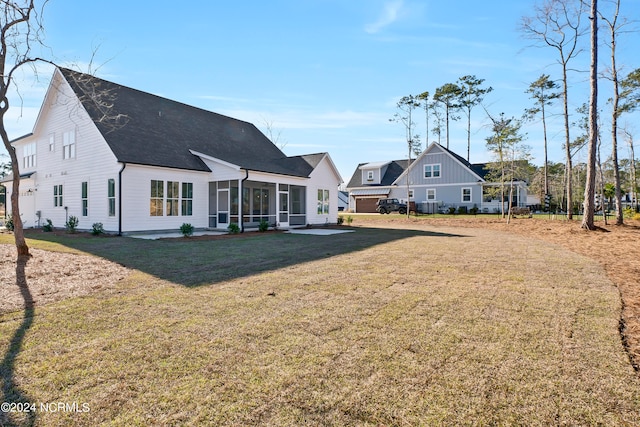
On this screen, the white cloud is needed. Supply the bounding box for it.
[365,0,404,34]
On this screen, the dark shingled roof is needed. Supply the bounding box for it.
[346,159,411,188]
[59,68,318,177]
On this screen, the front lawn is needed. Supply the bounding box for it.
[1,224,639,425]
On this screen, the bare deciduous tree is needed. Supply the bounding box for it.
[390,95,422,218]
[1,0,48,257]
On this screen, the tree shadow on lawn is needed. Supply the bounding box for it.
[0,255,37,427]
[24,227,467,287]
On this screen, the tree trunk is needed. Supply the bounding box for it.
[0,109,30,257]
[581,0,598,230]
[608,3,623,225]
[562,67,573,220]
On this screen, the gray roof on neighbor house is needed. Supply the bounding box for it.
[435,144,489,180]
[59,68,320,178]
[346,159,411,188]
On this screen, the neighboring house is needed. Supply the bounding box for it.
[346,159,412,213]
[3,68,342,234]
[337,190,349,211]
[346,142,528,213]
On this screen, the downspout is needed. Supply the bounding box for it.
[240,168,249,233]
[118,162,126,236]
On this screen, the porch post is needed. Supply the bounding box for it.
[240,169,248,233]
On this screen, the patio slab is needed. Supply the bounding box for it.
[286,229,354,236]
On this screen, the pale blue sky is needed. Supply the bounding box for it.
[5,0,640,181]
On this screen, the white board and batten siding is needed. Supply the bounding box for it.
[9,72,122,231]
[393,144,484,207]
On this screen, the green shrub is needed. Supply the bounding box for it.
[5,215,14,231]
[470,205,479,215]
[92,222,105,235]
[337,216,344,225]
[42,219,53,232]
[448,207,456,215]
[180,222,194,237]
[228,223,240,234]
[346,215,354,225]
[258,219,269,232]
[65,216,79,233]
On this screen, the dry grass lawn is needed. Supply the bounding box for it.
[1,218,639,426]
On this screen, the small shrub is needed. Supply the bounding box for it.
[180,222,194,237]
[91,222,105,235]
[5,215,14,231]
[258,219,269,232]
[470,205,479,215]
[337,216,344,225]
[228,223,240,234]
[448,207,456,215]
[458,206,468,214]
[65,216,79,233]
[42,219,53,232]
[346,215,354,225]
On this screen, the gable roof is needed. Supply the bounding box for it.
[57,68,320,178]
[392,142,487,184]
[346,159,411,188]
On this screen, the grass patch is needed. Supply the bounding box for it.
[1,226,639,425]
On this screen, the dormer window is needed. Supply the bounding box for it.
[367,171,374,181]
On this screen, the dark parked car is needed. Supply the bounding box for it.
[376,198,407,214]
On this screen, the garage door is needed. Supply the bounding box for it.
[356,197,379,213]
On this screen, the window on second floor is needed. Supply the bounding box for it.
[63,130,76,159]
[424,164,441,178]
[23,143,36,168]
[366,170,374,181]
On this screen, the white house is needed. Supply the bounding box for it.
[346,142,528,213]
[2,68,343,234]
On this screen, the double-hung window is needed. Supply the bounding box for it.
[462,187,472,203]
[426,189,436,201]
[150,180,164,216]
[23,143,36,168]
[63,130,76,159]
[166,181,179,216]
[317,189,330,215]
[108,179,116,216]
[54,185,63,207]
[81,182,88,216]
[424,164,441,178]
[181,182,193,216]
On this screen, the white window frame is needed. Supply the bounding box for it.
[424,163,441,179]
[81,181,88,216]
[49,133,55,152]
[181,182,193,216]
[462,187,472,203]
[366,170,374,181]
[63,130,76,160]
[150,180,164,216]
[108,179,116,217]
[317,189,330,215]
[23,142,36,168]
[426,188,436,201]
[54,184,63,207]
